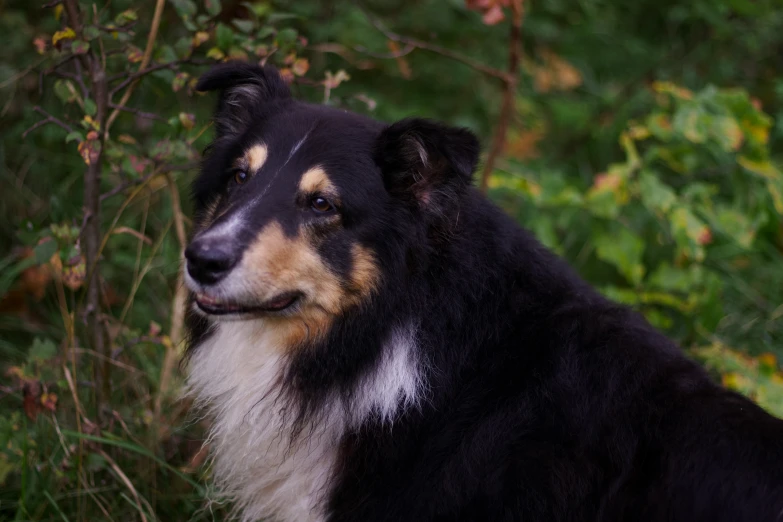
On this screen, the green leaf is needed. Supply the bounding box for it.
[170,0,197,17]
[648,263,703,293]
[256,26,275,39]
[86,452,107,471]
[233,18,254,33]
[114,9,138,25]
[713,206,758,248]
[694,344,783,419]
[711,115,743,152]
[584,189,620,219]
[638,170,677,214]
[268,13,302,23]
[216,22,234,50]
[275,28,298,46]
[594,227,645,285]
[174,36,193,59]
[673,103,709,144]
[83,25,100,41]
[183,17,197,31]
[738,157,781,181]
[156,44,179,64]
[205,0,222,16]
[71,39,90,55]
[33,239,57,264]
[84,98,97,116]
[53,79,77,104]
[670,206,709,261]
[29,338,57,362]
[0,454,13,487]
[65,131,84,143]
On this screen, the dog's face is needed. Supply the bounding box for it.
[186,62,480,347]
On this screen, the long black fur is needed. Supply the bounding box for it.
[187,62,783,522]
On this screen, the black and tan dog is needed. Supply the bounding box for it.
[183,61,783,522]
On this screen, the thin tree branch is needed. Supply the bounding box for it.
[105,0,166,135]
[311,41,415,62]
[73,53,90,100]
[154,173,189,426]
[63,0,111,419]
[108,58,210,94]
[108,102,167,121]
[62,0,85,35]
[480,0,524,193]
[99,162,199,202]
[96,21,138,34]
[22,106,75,138]
[362,9,512,82]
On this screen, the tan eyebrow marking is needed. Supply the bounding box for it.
[299,166,336,195]
[241,143,268,172]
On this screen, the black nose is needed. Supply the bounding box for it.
[185,236,239,285]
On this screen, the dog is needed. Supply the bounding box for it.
[183,61,783,522]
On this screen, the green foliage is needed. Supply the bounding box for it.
[490,82,782,351]
[0,0,782,520]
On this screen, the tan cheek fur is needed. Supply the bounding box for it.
[241,221,380,348]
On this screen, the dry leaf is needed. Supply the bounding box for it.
[52,27,76,47]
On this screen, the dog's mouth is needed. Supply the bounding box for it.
[194,291,301,316]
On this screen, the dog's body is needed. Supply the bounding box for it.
[184,62,783,522]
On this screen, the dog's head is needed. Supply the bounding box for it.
[186,62,480,347]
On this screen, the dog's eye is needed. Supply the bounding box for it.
[234,169,248,185]
[310,196,334,213]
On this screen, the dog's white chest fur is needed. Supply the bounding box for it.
[186,319,421,522]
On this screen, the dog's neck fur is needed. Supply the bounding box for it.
[186,317,422,522]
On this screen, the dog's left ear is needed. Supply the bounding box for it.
[196,61,291,138]
[374,118,480,210]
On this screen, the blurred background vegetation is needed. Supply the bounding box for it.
[1,0,782,519]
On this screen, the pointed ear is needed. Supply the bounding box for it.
[374,118,480,210]
[196,61,291,138]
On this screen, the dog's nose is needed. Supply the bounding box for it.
[185,236,239,285]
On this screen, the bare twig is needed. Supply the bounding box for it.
[362,9,511,82]
[105,0,166,135]
[154,174,189,424]
[97,449,151,522]
[73,59,90,101]
[108,102,167,121]
[63,0,112,418]
[311,42,415,63]
[117,220,172,325]
[62,0,85,35]
[99,161,198,202]
[97,21,138,34]
[108,58,210,94]
[479,0,524,193]
[22,106,75,138]
[112,226,153,245]
[353,42,415,60]
[100,170,160,202]
[0,57,47,89]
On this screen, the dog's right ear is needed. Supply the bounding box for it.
[196,61,291,138]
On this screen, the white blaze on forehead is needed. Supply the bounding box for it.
[288,133,309,161]
[197,210,245,241]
